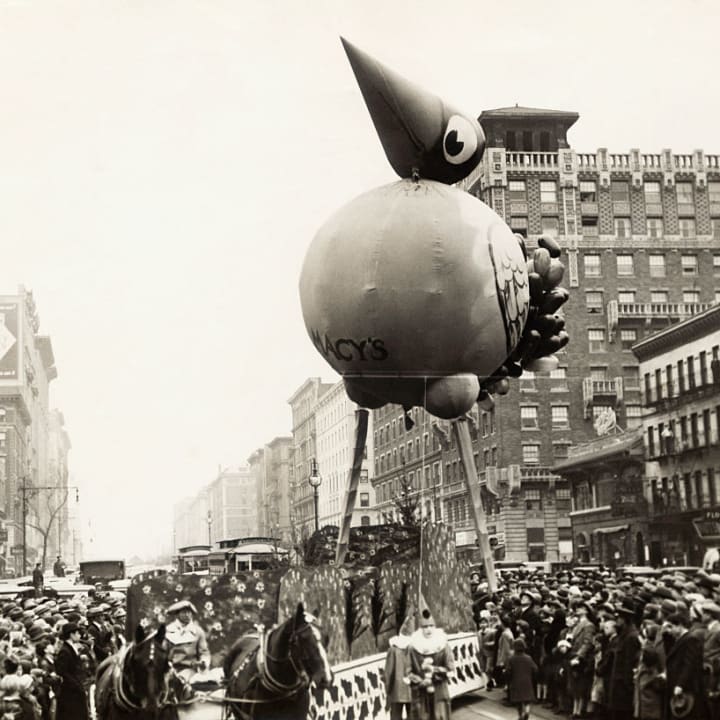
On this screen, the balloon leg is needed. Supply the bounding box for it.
[451,418,498,593]
[335,408,370,566]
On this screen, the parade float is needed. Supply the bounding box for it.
[124,38,569,719]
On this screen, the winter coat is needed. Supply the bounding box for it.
[497,627,514,668]
[384,638,412,707]
[508,651,537,704]
[634,664,665,720]
[607,626,641,716]
[665,631,708,720]
[54,642,89,720]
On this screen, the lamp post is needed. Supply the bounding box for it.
[308,458,322,533]
[206,510,213,546]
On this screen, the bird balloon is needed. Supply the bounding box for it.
[300,38,569,422]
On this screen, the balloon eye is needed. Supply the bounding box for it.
[443,115,478,165]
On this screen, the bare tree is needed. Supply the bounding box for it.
[392,471,420,527]
[26,490,69,572]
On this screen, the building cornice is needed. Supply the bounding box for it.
[632,304,720,361]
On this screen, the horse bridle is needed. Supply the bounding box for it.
[111,633,171,714]
[257,622,310,695]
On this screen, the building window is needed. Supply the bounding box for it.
[679,218,696,238]
[520,370,535,392]
[709,181,720,205]
[714,256,720,276]
[590,366,608,381]
[360,515,370,526]
[681,254,698,275]
[540,180,558,204]
[584,253,601,277]
[541,217,559,237]
[553,443,570,460]
[551,405,570,429]
[647,218,664,238]
[550,366,568,390]
[625,404,642,429]
[676,181,694,207]
[616,254,634,275]
[508,180,527,201]
[586,291,604,313]
[589,329,606,353]
[525,489,543,511]
[579,180,597,202]
[715,290,720,304]
[683,290,700,304]
[510,216,528,237]
[651,290,668,304]
[713,221,720,241]
[521,406,539,429]
[614,218,632,238]
[581,216,599,235]
[618,290,636,304]
[649,254,666,277]
[611,180,630,203]
[359,492,370,507]
[522,444,540,465]
[644,180,662,207]
[556,488,572,512]
[623,365,640,389]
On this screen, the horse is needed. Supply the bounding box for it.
[223,601,334,720]
[95,623,177,720]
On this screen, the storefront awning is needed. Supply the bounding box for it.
[592,524,629,535]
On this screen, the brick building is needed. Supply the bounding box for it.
[370,106,719,563]
[249,436,293,543]
[634,304,720,566]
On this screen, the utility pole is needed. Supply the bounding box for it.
[20,478,79,575]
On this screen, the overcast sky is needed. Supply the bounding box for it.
[1,0,718,559]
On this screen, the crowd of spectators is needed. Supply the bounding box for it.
[0,591,125,719]
[474,565,720,720]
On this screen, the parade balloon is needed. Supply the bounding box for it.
[300,39,570,420]
[299,179,530,417]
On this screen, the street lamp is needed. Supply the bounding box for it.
[206,510,213,546]
[308,459,322,533]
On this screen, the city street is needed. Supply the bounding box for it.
[454,688,566,720]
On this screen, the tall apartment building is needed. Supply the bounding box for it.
[172,465,257,551]
[634,304,720,566]
[315,380,377,528]
[0,287,62,574]
[287,378,334,534]
[249,436,293,543]
[372,106,719,563]
[47,409,72,561]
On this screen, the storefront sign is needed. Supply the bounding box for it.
[693,510,720,541]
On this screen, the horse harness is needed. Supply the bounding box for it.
[224,624,310,719]
[99,636,171,716]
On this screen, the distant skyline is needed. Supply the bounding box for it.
[2,0,719,558]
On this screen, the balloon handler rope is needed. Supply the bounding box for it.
[335,408,370,566]
[451,417,498,593]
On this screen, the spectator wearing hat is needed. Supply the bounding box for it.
[664,612,709,720]
[507,637,537,720]
[54,622,89,720]
[519,591,542,667]
[634,645,665,720]
[384,611,413,720]
[607,600,641,720]
[495,614,515,692]
[406,604,454,720]
[86,605,112,664]
[0,669,41,720]
[568,602,596,719]
[542,607,566,709]
[31,565,43,599]
[165,600,210,682]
